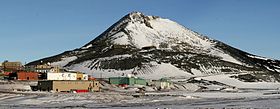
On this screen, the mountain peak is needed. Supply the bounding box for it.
[27,12,280,81]
[128,11,143,17]
[83,11,212,50]
[124,11,159,23]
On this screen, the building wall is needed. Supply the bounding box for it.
[91,81,100,92]
[17,72,38,80]
[36,64,52,69]
[38,80,100,92]
[38,81,53,91]
[77,73,88,80]
[47,72,77,80]
[134,78,146,85]
[109,77,146,85]
[77,73,83,80]
[35,68,51,73]
[52,81,92,92]
[109,77,122,84]
[109,77,133,85]
[83,74,88,80]
[154,81,170,89]
[34,65,52,73]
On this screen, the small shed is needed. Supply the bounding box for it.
[153,78,172,90]
[90,80,100,92]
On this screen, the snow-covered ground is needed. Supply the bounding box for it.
[1,73,280,108]
[1,90,280,109]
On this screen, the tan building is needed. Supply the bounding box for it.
[35,65,54,73]
[2,61,22,71]
[38,80,100,92]
[36,64,52,69]
[91,80,100,92]
[49,66,65,73]
[0,63,2,70]
[76,72,88,80]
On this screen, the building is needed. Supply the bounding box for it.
[25,64,57,73]
[35,64,53,73]
[47,72,77,80]
[154,81,171,90]
[152,78,172,90]
[91,80,100,92]
[109,77,146,86]
[17,71,38,80]
[49,66,66,73]
[76,72,89,80]
[134,78,146,85]
[2,61,22,71]
[38,80,100,92]
[109,77,134,85]
[0,63,3,72]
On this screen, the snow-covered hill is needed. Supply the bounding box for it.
[27,12,280,81]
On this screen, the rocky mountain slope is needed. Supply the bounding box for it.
[27,12,280,81]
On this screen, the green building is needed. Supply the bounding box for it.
[134,78,146,85]
[109,77,146,85]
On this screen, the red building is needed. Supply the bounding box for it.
[17,71,38,80]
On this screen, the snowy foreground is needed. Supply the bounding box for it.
[1,90,280,109]
[1,74,280,109]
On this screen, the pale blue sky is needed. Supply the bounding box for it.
[0,0,280,63]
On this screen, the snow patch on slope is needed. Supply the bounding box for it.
[98,54,132,61]
[137,62,192,80]
[68,60,134,78]
[51,56,77,67]
[247,55,269,60]
[81,44,92,49]
[68,61,192,80]
[197,74,280,89]
[209,49,242,65]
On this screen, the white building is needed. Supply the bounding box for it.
[47,72,77,80]
[154,81,171,90]
[82,74,88,80]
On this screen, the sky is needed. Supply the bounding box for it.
[0,0,280,64]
